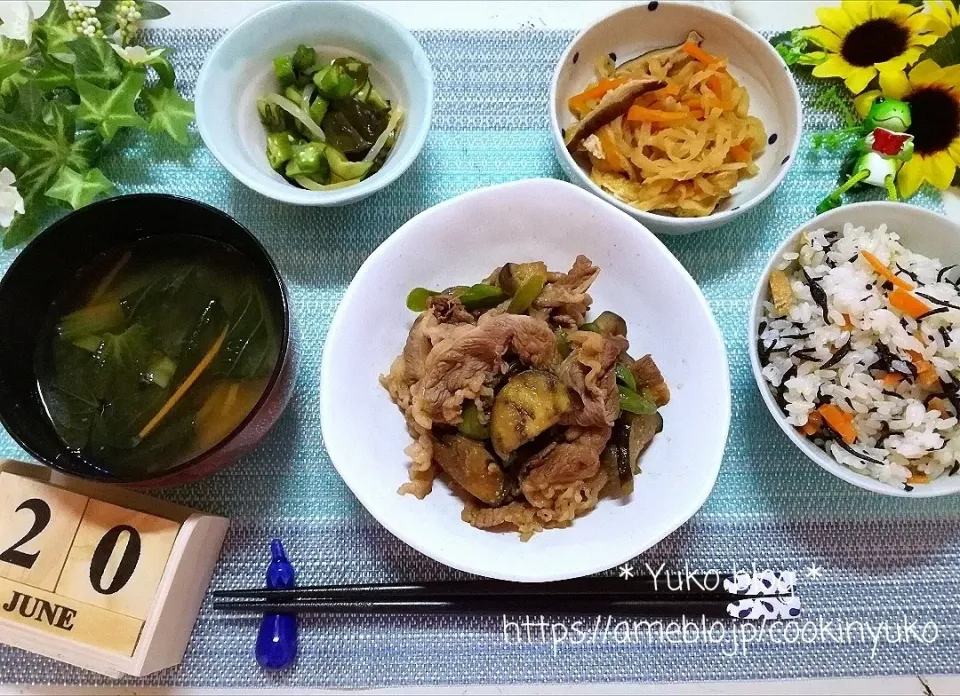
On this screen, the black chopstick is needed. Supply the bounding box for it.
[213,574,793,603]
[214,595,801,620]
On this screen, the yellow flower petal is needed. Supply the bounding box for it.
[926,151,959,190]
[803,26,843,52]
[845,66,878,94]
[816,6,856,37]
[909,59,944,86]
[841,0,871,24]
[949,139,960,165]
[812,54,857,79]
[854,90,881,118]
[898,155,926,198]
[879,68,910,98]
[928,0,960,37]
[884,3,919,22]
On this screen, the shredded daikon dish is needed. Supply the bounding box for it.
[565,34,766,217]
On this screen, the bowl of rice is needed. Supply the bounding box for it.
[549,1,801,235]
[750,202,960,497]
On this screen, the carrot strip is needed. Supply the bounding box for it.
[818,403,857,444]
[928,397,952,416]
[906,350,940,389]
[89,251,132,304]
[879,372,903,388]
[800,411,823,437]
[707,75,724,99]
[889,288,931,319]
[626,106,690,122]
[138,326,229,440]
[682,41,719,65]
[729,144,751,162]
[861,250,914,291]
[907,472,930,485]
[568,77,629,112]
[653,83,681,99]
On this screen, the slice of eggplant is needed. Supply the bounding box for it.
[491,370,571,460]
[627,411,663,474]
[564,78,664,152]
[615,31,704,76]
[433,434,511,506]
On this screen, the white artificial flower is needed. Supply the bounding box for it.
[0,168,25,229]
[109,43,163,65]
[0,1,34,43]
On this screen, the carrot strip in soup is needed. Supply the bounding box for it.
[861,250,914,291]
[138,326,229,439]
[818,403,857,444]
[889,288,931,319]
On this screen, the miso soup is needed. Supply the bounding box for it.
[35,235,282,476]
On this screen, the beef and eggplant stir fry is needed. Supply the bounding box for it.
[380,256,669,540]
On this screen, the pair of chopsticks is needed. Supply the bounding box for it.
[213,573,801,620]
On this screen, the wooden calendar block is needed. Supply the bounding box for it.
[0,460,229,678]
[0,472,89,591]
[0,576,142,656]
[56,500,180,620]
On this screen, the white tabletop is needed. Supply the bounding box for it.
[1,1,958,694]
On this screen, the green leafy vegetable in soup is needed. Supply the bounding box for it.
[36,235,281,476]
[257,44,403,191]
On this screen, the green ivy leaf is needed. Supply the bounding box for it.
[96,0,121,35]
[0,101,101,211]
[140,2,172,20]
[76,70,147,141]
[32,56,75,91]
[46,166,114,209]
[921,26,960,67]
[35,0,77,58]
[70,37,123,89]
[143,84,194,144]
[2,208,41,249]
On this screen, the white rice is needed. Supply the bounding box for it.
[759,222,960,489]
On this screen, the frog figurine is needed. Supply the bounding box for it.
[815,98,914,214]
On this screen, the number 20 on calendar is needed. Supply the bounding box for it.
[0,472,180,654]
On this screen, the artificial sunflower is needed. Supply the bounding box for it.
[855,60,960,196]
[803,0,939,94]
[928,0,960,36]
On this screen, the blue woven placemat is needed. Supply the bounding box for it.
[1,28,959,688]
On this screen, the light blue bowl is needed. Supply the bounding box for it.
[195,1,433,206]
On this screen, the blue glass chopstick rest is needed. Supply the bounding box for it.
[255,539,298,671]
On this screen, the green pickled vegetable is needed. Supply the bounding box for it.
[615,363,636,392]
[579,321,601,333]
[285,142,327,178]
[619,385,658,415]
[292,44,317,73]
[325,146,373,180]
[284,85,303,103]
[309,96,329,124]
[458,284,507,310]
[459,403,490,440]
[273,56,295,86]
[266,132,294,170]
[507,272,546,314]
[260,50,401,190]
[257,97,290,132]
[406,287,439,311]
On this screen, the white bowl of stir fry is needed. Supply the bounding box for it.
[320,179,730,581]
[549,1,801,235]
[195,1,433,206]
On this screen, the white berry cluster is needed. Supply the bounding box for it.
[66,1,103,38]
[116,0,143,45]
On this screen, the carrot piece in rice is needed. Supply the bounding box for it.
[907,350,940,389]
[800,411,823,436]
[889,288,931,319]
[861,250,914,291]
[818,403,857,444]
